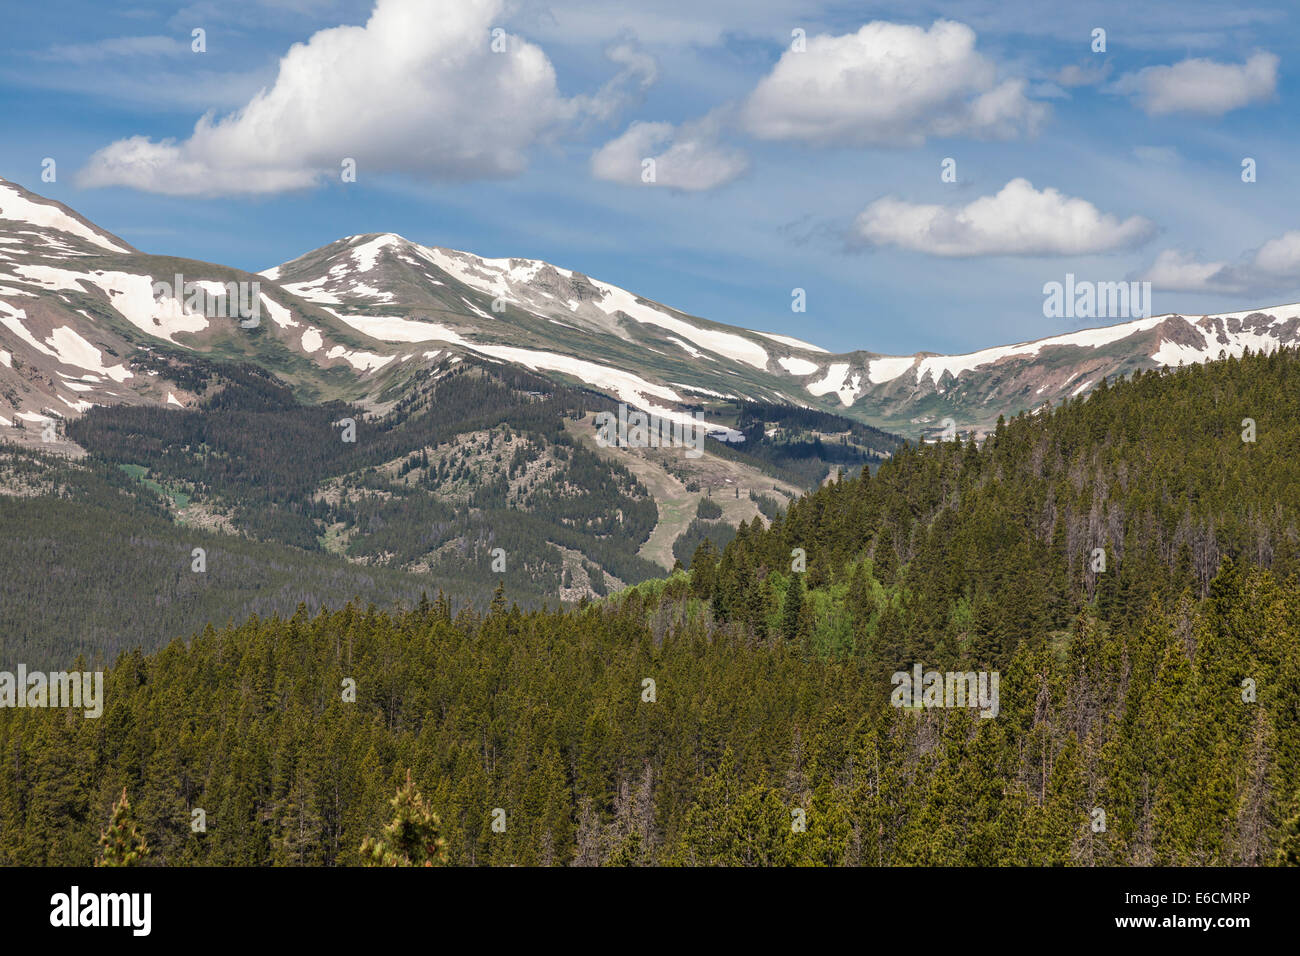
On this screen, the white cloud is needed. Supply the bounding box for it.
[77,0,631,196]
[740,20,1047,146]
[1253,232,1300,275]
[852,178,1155,258]
[1143,231,1300,293]
[1142,249,1233,292]
[1056,61,1111,88]
[1110,52,1278,116]
[591,114,747,191]
[558,40,659,130]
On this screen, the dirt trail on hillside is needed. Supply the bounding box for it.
[564,415,799,569]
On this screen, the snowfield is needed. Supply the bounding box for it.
[778,356,819,376]
[259,294,300,330]
[806,363,850,399]
[331,311,733,430]
[589,279,770,370]
[0,180,131,254]
[14,265,210,343]
[350,234,404,272]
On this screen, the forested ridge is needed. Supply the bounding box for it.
[686,349,1300,672]
[2,349,1299,865]
[0,562,1296,865]
[0,348,890,666]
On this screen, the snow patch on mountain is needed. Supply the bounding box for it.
[414,246,522,301]
[14,265,210,344]
[757,331,829,353]
[350,234,404,272]
[668,336,707,359]
[332,315,455,343]
[45,327,128,380]
[1150,319,1286,366]
[324,345,393,372]
[670,382,739,400]
[589,279,770,370]
[1203,303,1300,323]
[259,294,299,330]
[460,297,493,320]
[330,310,730,430]
[909,317,1167,385]
[0,181,131,254]
[867,356,916,384]
[778,356,819,376]
[349,283,395,302]
[807,363,857,406]
[281,278,344,305]
[0,307,132,382]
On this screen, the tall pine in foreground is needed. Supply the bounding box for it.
[96,789,150,867]
[360,772,449,867]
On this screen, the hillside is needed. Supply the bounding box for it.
[1,348,1297,866]
[2,343,897,664]
[0,444,437,667]
[688,347,1300,672]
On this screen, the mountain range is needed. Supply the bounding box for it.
[4,175,1299,447]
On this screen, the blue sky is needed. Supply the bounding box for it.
[2,0,1298,355]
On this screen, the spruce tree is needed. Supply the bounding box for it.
[359,771,449,866]
[782,574,805,641]
[96,789,150,867]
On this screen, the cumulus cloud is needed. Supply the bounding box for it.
[1142,232,1300,293]
[1254,232,1300,274]
[1056,61,1111,88]
[740,20,1048,147]
[591,113,747,191]
[852,178,1155,257]
[78,0,641,196]
[1142,249,1234,292]
[1109,52,1278,116]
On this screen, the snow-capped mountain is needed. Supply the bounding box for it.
[3,175,1299,446]
[0,177,407,439]
[259,227,1300,437]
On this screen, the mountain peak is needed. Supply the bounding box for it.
[0,178,134,255]
[5,178,1300,447]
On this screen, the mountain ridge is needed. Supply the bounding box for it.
[3,175,1299,448]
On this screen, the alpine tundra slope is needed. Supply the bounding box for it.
[2,175,1299,446]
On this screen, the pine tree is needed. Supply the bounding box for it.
[359,771,449,866]
[97,789,150,867]
[1276,805,1300,866]
[782,574,805,641]
[489,581,507,616]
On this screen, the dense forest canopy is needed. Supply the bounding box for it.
[2,348,1299,865]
